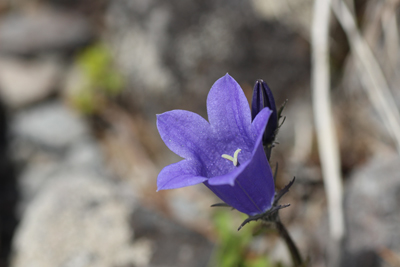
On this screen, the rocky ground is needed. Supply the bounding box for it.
[0,0,400,267]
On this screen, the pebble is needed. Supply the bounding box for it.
[344,153,400,264]
[11,101,88,150]
[0,56,63,108]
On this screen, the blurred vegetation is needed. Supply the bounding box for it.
[210,210,276,267]
[71,43,124,114]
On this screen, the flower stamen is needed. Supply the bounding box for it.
[221,149,242,166]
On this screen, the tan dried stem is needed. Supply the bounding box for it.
[332,0,400,153]
[312,0,345,265]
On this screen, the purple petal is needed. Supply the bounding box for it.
[208,107,271,187]
[157,109,254,180]
[157,110,212,160]
[251,107,273,150]
[207,161,247,186]
[157,159,207,191]
[207,74,252,147]
[205,107,274,215]
[205,143,275,216]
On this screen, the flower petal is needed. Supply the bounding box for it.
[157,110,212,160]
[207,161,248,186]
[207,107,272,186]
[207,74,252,147]
[157,159,207,191]
[205,143,275,216]
[251,107,272,150]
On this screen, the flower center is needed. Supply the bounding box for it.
[221,149,242,166]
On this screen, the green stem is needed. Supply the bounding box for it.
[275,220,303,267]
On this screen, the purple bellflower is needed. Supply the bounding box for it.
[157,74,275,216]
[252,80,278,160]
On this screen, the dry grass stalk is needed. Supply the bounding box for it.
[311,0,345,266]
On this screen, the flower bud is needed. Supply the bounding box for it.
[251,80,278,160]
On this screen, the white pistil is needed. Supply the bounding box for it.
[221,149,242,166]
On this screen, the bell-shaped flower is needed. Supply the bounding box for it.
[251,80,278,160]
[157,74,275,216]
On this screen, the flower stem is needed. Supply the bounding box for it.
[275,220,303,267]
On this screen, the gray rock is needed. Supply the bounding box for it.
[9,98,158,267]
[17,160,60,216]
[65,138,106,173]
[105,0,310,117]
[11,101,107,215]
[345,154,400,253]
[11,174,143,267]
[0,8,92,55]
[0,56,63,108]
[11,101,88,150]
[250,0,313,39]
[131,207,214,267]
[16,145,107,217]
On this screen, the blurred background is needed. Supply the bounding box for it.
[0,0,400,266]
